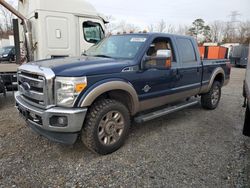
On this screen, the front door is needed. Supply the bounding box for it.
[131,37,180,110]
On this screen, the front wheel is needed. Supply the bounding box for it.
[82,99,130,155]
[201,81,222,110]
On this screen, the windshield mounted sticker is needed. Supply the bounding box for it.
[130,38,147,42]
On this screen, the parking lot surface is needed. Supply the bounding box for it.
[0,67,249,187]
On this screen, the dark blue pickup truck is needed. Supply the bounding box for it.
[15,33,231,154]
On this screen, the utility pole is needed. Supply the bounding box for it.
[228,11,241,42]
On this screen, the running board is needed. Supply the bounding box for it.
[134,100,199,123]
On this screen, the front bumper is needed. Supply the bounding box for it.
[15,91,87,144]
[0,57,9,61]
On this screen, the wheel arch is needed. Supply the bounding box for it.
[202,67,225,93]
[79,80,139,115]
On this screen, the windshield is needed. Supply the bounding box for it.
[85,35,148,59]
[0,47,12,54]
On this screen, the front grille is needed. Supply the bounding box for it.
[17,65,55,109]
[18,71,46,107]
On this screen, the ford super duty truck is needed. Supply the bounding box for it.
[15,33,231,154]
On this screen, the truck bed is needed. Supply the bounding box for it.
[0,63,19,73]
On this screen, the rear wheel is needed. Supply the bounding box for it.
[82,99,130,155]
[201,81,221,110]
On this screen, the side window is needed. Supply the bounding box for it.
[82,21,104,44]
[146,37,176,62]
[176,38,196,63]
[144,37,175,69]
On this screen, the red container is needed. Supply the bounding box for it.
[199,46,205,59]
[207,46,227,59]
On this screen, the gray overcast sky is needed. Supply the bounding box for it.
[89,0,250,28]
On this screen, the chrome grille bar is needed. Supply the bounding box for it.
[18,74,44,88]
[17,64,55,109]
[19,85,44,101]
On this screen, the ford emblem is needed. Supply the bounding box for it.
[22,82,31,91]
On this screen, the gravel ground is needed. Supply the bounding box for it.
[0,67,249,187]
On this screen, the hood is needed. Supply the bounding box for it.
[29,56,132,77]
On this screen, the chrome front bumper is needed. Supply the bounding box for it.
[15,91,87,144]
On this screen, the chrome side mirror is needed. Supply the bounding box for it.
[156,49,171,58]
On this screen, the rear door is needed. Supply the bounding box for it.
[175,37,202,94]
[78,17,105,53]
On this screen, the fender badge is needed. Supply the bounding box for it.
[142,85,151,93]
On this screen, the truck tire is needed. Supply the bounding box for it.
[201,81,221,110]
[82,99,130,155]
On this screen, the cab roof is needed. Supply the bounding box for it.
[18,0,104,19]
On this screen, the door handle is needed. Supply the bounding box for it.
[172,69,181,80]
[172,69,179,75]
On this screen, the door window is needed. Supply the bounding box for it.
[176,38,196,63]
[82,21,104,44]
[146,37,175,61]
[144,37,176,69]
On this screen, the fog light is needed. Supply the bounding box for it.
[50,116,68,127]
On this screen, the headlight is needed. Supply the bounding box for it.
[2,54,8,57]
[55,76,87,107]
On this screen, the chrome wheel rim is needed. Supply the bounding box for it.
[211,86,220,106]
[98,111,125,145]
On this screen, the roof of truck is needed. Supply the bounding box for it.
[18,0,104,19]
[113,32,195,39]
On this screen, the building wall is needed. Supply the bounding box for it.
[0,35,14,48]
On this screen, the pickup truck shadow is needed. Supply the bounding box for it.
[57,103,202,156]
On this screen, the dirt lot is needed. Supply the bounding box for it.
[0,67,249,187]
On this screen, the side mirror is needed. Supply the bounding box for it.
[156,49,171,58]
[143,49,172,70]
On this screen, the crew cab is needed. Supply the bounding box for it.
[15,33,231,154]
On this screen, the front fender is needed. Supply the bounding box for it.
[77,79,139,115]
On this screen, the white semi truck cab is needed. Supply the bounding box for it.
[1,0,107,61]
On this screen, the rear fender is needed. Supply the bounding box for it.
[200,67,225,93]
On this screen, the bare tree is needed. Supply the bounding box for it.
[147,24,154,32]
[209,20,225,43]
[221,21,234,43]
[238,21,250,44]
[0,0,16,39]
[166,24,176,34]
[105,15,120,34]
[157,19,166,32]
[147,21,176,33]
[110,20,139,34]
[176,25,189,35]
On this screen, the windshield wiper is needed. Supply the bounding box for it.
[93,54,112,58]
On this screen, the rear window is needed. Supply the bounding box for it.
[176,38,196,63]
